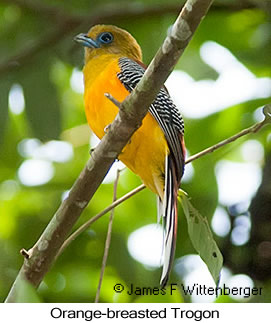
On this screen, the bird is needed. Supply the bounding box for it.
[74,25,185,287]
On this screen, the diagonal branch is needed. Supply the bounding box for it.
[5,0,215,303]
[186,104,271,164]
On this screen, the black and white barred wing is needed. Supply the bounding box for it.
[117,57,185,178]
[117,57,185,287]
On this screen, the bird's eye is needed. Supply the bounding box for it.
[98,32,114,44]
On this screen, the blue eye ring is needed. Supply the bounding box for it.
[98,32,114,44]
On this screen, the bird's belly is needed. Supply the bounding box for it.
[84,73,167,198]
[121,113,168,198]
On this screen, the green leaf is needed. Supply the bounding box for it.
[179,191,223,285]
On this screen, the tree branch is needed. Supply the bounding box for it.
[5,0,215,303]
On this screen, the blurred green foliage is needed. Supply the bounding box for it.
[0,0,271,303]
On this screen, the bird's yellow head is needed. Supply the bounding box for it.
[74,25,142,63]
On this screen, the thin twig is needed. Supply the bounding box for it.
[95,169,120,303]
[56,184,145,257]
[186,106,270,164]
[20,249,30,259]
[104,93,122,109]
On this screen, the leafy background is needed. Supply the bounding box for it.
[0,0,271,302]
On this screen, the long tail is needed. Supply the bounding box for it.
[159,154,179,288]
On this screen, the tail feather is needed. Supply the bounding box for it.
[160,155,178,288]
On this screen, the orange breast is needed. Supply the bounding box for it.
[83,56,168,198]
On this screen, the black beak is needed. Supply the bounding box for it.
[74,33,99,48]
